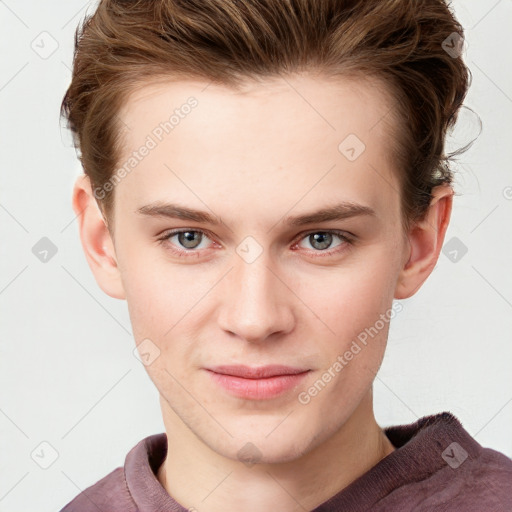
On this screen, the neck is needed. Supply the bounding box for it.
[156,390,395,512]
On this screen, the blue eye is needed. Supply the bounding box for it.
[158,229,213,255]
[169,230,205,249]
[297,231,351,252]
[157,228,353,258]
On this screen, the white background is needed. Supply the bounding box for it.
[0,0,511,510]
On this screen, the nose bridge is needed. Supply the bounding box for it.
[218,245,294,342]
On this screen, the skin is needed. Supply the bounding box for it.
[73,73,453,512]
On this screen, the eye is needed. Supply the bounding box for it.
[157,228,353,258]
[158,229,214,255]
[294,230,353,256]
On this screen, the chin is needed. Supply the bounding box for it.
[203,417,318,465]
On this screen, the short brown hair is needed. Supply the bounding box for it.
[61,0,471,227]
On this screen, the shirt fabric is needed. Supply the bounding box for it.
[59,411,512,511]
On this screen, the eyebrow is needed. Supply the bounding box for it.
[136,201,376,226]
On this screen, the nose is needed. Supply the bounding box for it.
[217,253,295,344]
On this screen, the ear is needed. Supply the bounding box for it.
[72,174,126,300]
[394,184,453,299]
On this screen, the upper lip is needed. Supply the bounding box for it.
[207,365,310,379]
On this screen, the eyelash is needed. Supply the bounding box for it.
[157,228,354,259]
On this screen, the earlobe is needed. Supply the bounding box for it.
[394,184,453,300]
[72,174,126,300]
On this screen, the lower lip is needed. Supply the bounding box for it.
[206,370,310,400]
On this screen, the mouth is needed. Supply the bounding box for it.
[204,365,311,400]
[207,364,310,378]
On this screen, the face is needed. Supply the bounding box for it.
[110,73,408,463]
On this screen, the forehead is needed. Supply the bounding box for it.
[114,73,401,224]
[120,72,395,135]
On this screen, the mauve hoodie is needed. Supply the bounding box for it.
[59,412,512,511]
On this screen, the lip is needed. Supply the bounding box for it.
[208,364,309,378]
[205,365,311,400]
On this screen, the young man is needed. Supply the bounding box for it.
[59,0,512,510]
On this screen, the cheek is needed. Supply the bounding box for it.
[125,268,195,387]
[303,254,398,331]
[306,267,395,399]
[121,250,213,364]
[118,249,174,343]
[124,273,180,342]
